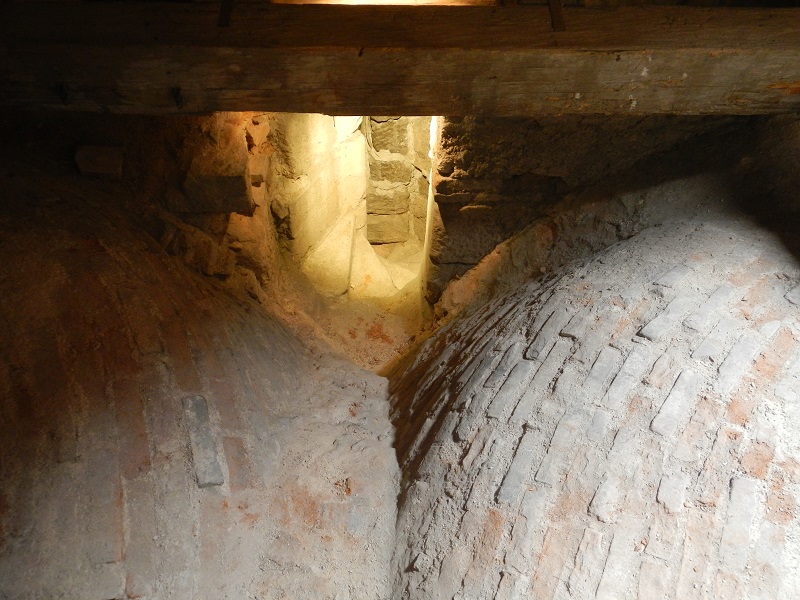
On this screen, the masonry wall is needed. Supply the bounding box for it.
[426,115,743,301]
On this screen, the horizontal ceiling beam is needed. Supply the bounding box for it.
[1,3,800,116]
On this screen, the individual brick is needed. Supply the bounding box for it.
[654,264,692,288]
[595,528,638,600]
[123,477,158,599]
[692,316,739,362]
[645,352,673,389]
[697,426,743,507]
[584,346,622,401]
[673,394,724,464]
[85,446,124,564]
[567,528,607,598]
[717,329,769,396]
[113,378,152,481]
[587,409,612,443]
[504,485,550,574]
[650,369,702,437]
[747,521,786,599]
[495,429,537,505]
[675,510,716,599]
[484,343,522,389]
[559,309,592,341]
[714,571,745,598]
[534,409,590,486]
[645,511,680,561]
[487,360,536,421]
[637,559,671,600]
[525,307,574,361]
[739,439,775,480]
[528,526,581,600]
[719,477,760,572]
[656,472,691,513]
[637,294,696,342]
[588,476,624,524]
[222,436,252,493]
[603,345,652,411]
[161,320,202,394]
[510,337,572,424]
[683,284,734,332]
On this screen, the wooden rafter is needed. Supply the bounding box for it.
[1,3,799,115]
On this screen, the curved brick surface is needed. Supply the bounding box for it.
[0,164,397,599]
[391,215,800,600]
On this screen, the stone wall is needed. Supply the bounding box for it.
[427,115,744,301]
[365,116,432,247]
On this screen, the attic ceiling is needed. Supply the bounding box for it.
[1,2,799,115]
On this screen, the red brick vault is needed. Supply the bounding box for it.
[390,191,800,599]
[0,158,398,599]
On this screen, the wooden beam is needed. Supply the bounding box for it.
[1,3,800,116]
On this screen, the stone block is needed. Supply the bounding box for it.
[412,116,433,172]
[367,183,410,215]
[182,152,254,215]
[367,213,409,244]
[75,145,124,179]
[348,233,398,299]
[301,216,355,297]
[370,117,408,154]
[369,156,415,183]
[182,395,225,488]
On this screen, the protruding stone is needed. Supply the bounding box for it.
[182,395,225,488]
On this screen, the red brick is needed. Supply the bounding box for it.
[161,320,202,393]
[85,446,124,564]
[121,293,163,356]
[113,378,151,480]
[697,426,743,507]
[739,440,774,480]
[105,330,143,381]
[726,392,758,428]
[530,526,581,600]
[765,481,795,526]
[208,376,243,432]
[223,436,252,493]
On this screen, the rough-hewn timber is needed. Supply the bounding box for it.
[1,3,799,115]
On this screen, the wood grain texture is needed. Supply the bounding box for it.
[1,3,799,115]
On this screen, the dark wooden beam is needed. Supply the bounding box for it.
[1,3,799,115]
